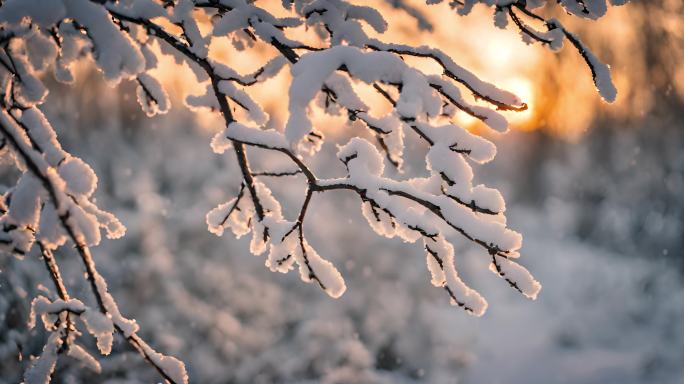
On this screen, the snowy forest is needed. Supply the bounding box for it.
[1,0,683,383]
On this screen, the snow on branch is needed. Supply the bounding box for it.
[441,0,625,102]
[0,0,627,382]
[0,103,187,383]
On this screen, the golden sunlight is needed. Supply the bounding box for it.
[145,1,676,140]
[501,78,536,128]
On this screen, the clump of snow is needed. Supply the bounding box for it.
[58,157,97,197]
[297,240,347,299]
[136,73,171,117]
[81,308,115,355]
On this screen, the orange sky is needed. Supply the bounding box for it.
[143,1,680,141]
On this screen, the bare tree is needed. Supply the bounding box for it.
[0,0,627,382]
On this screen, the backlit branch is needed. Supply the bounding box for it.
[0,96,186,383]
[0,1,627,382]
[462,0,621,102]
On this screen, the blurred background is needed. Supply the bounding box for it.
[1,1,684,383]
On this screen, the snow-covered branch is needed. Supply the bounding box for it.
[0,0,628,381]
[446,0,623,102]
[0,97,187,383]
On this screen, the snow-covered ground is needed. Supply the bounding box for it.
[461,207,684,384]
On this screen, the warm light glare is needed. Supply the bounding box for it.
[502,78,536,128]
[146,1,679,139]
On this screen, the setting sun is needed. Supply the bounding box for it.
[503,77,536,128]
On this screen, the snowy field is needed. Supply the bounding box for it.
[462,207,684,384]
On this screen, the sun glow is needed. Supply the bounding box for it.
[144,0,663,140]
[502,77,536,128]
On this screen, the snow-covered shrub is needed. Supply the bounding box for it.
[0,1,627,382]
